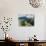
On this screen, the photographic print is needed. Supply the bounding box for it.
[18,14,34,26]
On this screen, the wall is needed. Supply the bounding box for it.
[0,0,46,40]
[44,15,46,40]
